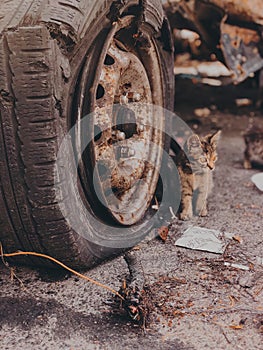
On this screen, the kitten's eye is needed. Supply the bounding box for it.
[200,156,207,163]
[212,156,217,162]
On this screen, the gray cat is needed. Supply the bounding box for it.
[243,125,263,169]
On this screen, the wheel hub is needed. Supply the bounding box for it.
[77,16,164,225]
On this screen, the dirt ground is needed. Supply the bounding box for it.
[0,76,263,350]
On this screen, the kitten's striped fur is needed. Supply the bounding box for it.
[175,130,221,220]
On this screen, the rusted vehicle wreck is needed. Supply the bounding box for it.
[164,0,263,83]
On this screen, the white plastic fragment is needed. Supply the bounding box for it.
[175,226,227,254]
[251,173,263,191]
[169,206,176,220]
[224,262,250,271]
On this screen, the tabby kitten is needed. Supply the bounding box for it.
[175,130,221,220]
[243,125,263,169]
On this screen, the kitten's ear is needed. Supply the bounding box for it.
[210,130,221,145]
[187,134,202,149]
[205,130,221,147]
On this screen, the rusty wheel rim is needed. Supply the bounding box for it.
[76,16,165,226]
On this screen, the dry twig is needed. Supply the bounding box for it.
[0,242,124,300]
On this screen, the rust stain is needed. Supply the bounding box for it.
[222,23,260,46]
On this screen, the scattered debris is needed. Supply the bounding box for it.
[232,235,243,244]
[194,107,211,118]
[113,250,152,327]
[224,262,250,271]
[235,98,253,107]
[239,274,254,288]
[229,295,237,307]
[175,226,227,254]
[223,231,236,239]
[251,173,263,191]
[169,206,177,220]
[158,226,169,242]
[229,324,244,330]
[152,196,159,211]
[200,273,208,280]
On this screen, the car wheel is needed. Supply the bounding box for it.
[0,0,174,268]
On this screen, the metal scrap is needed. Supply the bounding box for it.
[164,0,263,83]
[220,22,263,83]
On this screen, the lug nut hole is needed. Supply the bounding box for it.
[96,84,105,100]
[94,125,103,142]
[104,55,115,65]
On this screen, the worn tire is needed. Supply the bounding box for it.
[0,0,174,268]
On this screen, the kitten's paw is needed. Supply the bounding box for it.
[243,159,252,169]
[179,212,192,221]
[196,204,208,217]
[200,209,208,217]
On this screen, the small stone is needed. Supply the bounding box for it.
[239,273,253,288]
